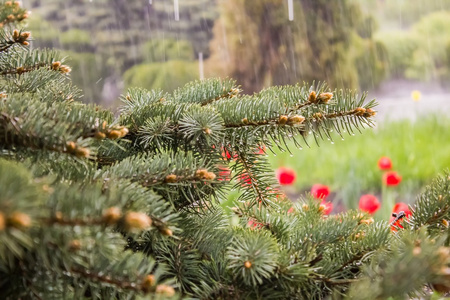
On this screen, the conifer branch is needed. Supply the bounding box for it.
[69,268,143,292]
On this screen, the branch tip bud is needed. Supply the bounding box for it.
[287,115,305,126]
[141,274,156,292]
[155,284,175,297]
[103,207,122,225]
[278,115,288,125]
[8,211,31,229]
[308,91,317,102]
[0,212,5,231]
[165,174,177,183]
[244,261,252,269]
[124,212,152,231]
[317,92,333,104]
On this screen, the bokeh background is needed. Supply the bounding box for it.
[21,0,450,211]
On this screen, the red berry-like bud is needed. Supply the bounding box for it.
[378,156,392,170]
[311,184,330,200]
[359,194,381,214]
[383,171,402,186]
[275,167,296,185]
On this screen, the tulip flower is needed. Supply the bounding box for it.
[359,194,381,214]
[383,171,402,186]
[275,167,296,185]
[390,202,412,231]
[378,156,392,170]
[311,184,330,200]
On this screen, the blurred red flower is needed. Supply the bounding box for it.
[378,156,392,170]
[287,206,295,214]
[392,202,412,217]
[256,145,266,155]
[320,201,333,215]
[390,202,412,231]
[239,173,252,186]
[220,146,238,160]
[359,194,381,214]
[248,218,263,230]
[275,167,296,185]
[311,184,330,200]
[217,167,231,181]
[383,171,402,186]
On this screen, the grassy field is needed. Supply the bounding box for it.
[268,115,450,210]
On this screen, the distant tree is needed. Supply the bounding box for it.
[207,0,387,93]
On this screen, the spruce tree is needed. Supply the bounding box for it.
[1,1,450,299]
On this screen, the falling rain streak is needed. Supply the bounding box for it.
[288,0,294,21]
[174,0,180,21]
[199,52,204,80]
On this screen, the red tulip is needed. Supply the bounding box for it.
[320,201,333,215]
[390,202,412,231]
[217,167,231,181]
[392,202,412,217]
[359,194,381,214]
[311,184,330,200]
[383,171,402,186]
[239,173,252,186]
[378,156,392,170]
[275,167,296,185]
[248,218,263,230]
[256,145,266,155]
[221,146,238,160]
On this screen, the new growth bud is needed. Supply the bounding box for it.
[165,174,178,183]
[69,239,82,251]
[359,218,374,225]
[195,169,216,180]
[155,284,175,297]
[203,128,212,135]
[316,92,333,104]
[244,261,252,269]
[308,91,317,102]
[363,108,376,117]
[103,207,122,225]
[124,212,152,231]
[161,227,173,236]
[0,212,5,231]
[8,211,31,229]
[141,275,156,293]
[278,115,288,125]
[94,131,106,140]
[287,115,305,126]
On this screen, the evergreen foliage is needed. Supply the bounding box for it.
[1,2,450,299]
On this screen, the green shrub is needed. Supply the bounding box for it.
[374,30,418,78]
[60,29,92,49]
[123,60,199,92]
[140,38,195,63]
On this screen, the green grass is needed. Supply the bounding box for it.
[268,115,450,210]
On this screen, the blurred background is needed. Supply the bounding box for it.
[21,0,450,211]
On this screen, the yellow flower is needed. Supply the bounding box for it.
[411,90,421,102]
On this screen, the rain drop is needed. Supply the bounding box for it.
[287,0,294,21]
[174,0,180,21]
